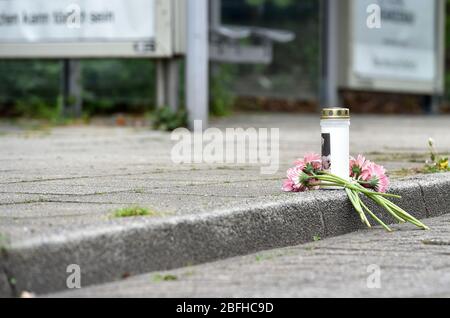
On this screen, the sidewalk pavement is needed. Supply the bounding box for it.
[0,114,449,296]
[47,213,450,298]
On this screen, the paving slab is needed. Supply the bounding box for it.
[0,114,449,296]
[0,173,449,297]
[47,213,450,298]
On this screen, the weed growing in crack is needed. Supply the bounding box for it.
[112,206,159,218]
[152,274,178,282]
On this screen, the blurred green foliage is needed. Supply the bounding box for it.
[0,60,61,119]
[82,59,155,115]
[0,59,155,119]
[210,64,236,116]
[152,106,187,131]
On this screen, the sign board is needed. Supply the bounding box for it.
[0,0,182,58]
[339,0,445,94]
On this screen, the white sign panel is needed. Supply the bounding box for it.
[353,0,436,82]
[0,0,155,42]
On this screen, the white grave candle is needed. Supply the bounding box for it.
[320,108,350,188]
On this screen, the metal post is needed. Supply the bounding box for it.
[186,0,209,130]
[156,59,179,111]
[167,59,180,112]
[210,0,221,28]
[62,59,82,117]
[156,59,166,108]
[210,0,221,93]
[422,95,441,114]
[320,0,340,108]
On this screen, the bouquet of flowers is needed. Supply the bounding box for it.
[282,153,429,232]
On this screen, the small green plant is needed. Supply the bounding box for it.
[210,64,236,116]
[112,206,157,218]
[313,235,321,242]
[152,106,187,131]
[423,138,449,173]
[255,255,264,262]
[133,188,145,194]
[14,97,62,122]
[255,254,274,262]
[153,274,178,282]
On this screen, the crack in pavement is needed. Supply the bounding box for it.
[417,181,431,218]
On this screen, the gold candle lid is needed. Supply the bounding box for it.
[321,107,350,119]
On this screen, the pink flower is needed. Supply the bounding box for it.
[359,162,390,193]
[281,178,308,192]
[295,152,322,172]
[281,164,312,192]
[282,179,296,192]
[287,166,309,191]
[349,154,371,178]
[287,165,301,182]
[281,152,323,192]
[282,152,391,194]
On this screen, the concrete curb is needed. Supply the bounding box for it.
[1,173,449,297]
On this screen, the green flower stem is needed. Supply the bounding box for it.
[356,181,372,185]
[370,194,428,230]
[311,183,345,188]
[369,194,406,223]
[350,189,369,225]
[345,188,362,221]
[346,189,367,225]
[377,197,418,221]
[311,175,362,191]
[313,175,400,199]
[359,197,392,232]
[379,198,429,230]
[346,188,371,227]
[351,180,402,199]
[319,171,403,199]
[303,171,429,231]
